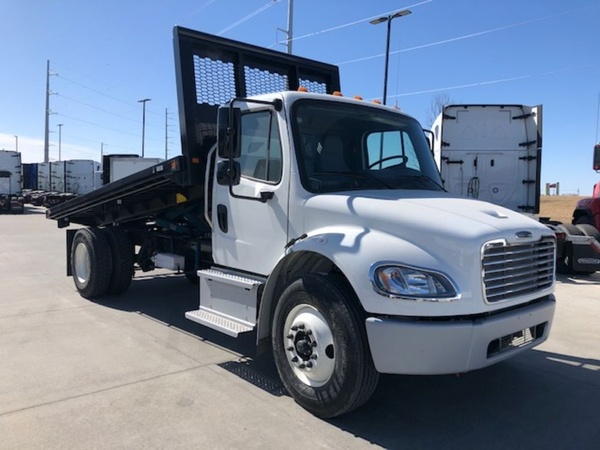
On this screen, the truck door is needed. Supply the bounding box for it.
[212,108,289,275]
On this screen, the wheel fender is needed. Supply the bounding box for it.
[257,226,445,347]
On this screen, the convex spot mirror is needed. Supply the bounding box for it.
[217,106,241,159]
[216,160,240,186]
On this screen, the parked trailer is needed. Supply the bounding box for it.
[37,162,51,192]
[0,150,24,213]
[432,104,600,275]
[102,154,164,184]
[48,28,557,418]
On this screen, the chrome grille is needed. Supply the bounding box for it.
[483,236,555,302]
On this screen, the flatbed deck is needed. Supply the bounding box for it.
[47,156,198,227]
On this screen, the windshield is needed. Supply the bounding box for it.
[291,99,444,193]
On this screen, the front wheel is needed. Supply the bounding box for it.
[272,273,379,418]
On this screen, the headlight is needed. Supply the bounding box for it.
[370,263,459,301]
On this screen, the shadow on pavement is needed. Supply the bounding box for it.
[93,272,600,449]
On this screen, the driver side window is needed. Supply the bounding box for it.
[239,111,282,183]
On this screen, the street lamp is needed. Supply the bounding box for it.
[370,9,411,105]
[57,124,63,161]
[138,98,151,157]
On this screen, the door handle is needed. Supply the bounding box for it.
[217,204,228,233]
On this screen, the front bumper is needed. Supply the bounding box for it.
[365,295,555,375]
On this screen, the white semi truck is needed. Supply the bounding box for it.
[0,150,24,213]
[432,104,600,274]
[48,29,557,418]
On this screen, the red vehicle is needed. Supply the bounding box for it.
[572,144,600,229]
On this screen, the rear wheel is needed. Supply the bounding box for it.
[576,223,600,240]
[575,216,594,226]
[71,228,113,299]
[104,227,134,295]
[272,273,379,418]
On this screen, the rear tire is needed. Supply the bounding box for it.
[576,223,600,240]
[575,216,594,226]
[272,273,379,418]
[71,228,113,299]
[104,227,134,295]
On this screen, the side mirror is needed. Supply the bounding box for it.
[594,144,600,172]
[216,160,240,186]
[217,106,241,158]
[422,129,434,152]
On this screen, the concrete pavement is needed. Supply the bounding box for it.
[1,206,599,449]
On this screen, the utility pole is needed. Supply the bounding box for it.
[277,0,294,54]
[44,60,50,163]
[165,108,169,160]
[57,124,63,161]
[286,0,294,54]
[138,98,151,157]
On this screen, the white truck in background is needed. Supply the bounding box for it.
[51,160,99,195]
[0,150,24,213]
[432,104,600,274]
[101,154,164,184]
[431,104,542,213]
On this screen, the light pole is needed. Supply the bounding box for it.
[14,135,18,152]
[57,124,63,161]
[370,9,411,105]
[138,98,151,157]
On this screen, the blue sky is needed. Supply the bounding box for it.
[1,0,599,194]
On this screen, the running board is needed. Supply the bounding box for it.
[185,309,254,337]
[185,268,264,337]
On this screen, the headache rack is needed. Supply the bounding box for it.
[483,236,555,302]
[48,27,340,228]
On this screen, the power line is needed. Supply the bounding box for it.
[338,3,600,66]
[387,63,600,99]
[56,93,164,131]
[285,0,431,44]
[218,0,281,35]
[56,112,164,143]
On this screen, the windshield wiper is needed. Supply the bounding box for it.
[313,171,393,189]
[402,175,446,191]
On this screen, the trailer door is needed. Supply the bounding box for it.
[439,105,541,214]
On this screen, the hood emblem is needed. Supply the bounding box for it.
[515,231,533,239]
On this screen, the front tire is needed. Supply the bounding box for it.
[71,228,113,299]
[272,273,379,418]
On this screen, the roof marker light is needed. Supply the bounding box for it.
[298,86,308,92]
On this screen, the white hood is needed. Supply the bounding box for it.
[296,189,553,316]
[303,190,549,247]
